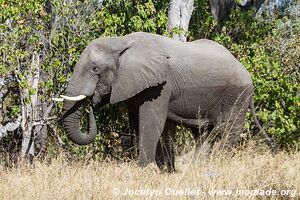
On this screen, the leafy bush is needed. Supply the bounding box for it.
[190,2,299,148]
[243,19,299,148]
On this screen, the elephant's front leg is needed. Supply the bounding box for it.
[156,121,176,172]
[127,104,139,158]
[138,85,170,167]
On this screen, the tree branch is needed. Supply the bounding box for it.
[0,116,22,139]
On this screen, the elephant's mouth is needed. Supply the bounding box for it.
[92,90,102,106]
[92,92,111,107]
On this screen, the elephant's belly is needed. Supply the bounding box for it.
[167,110,210,128]
[167,84,242,126]
[167,94,218,127]
[169,87,220,115]
[167,84,252,127]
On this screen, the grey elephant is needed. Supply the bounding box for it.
[54,32,276,171]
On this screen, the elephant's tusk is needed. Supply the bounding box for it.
[60,94,87,101]
[52,97,64,102]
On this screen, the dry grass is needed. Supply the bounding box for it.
[0,143,299,200]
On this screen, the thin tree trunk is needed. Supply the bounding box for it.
[209,0,265,21]
[209,0,234,21]
[168,0,195,42]
[20,52,40,160]
[19,0,56,161]
[34,103,53,158]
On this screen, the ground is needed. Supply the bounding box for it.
[0,142,299,200]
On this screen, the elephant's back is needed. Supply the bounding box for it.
[126,32,252,86]
[172,39,253,87]
[188,39,240,67]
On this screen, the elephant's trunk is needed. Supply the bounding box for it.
[62,100,97,145]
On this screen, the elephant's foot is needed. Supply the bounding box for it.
[155,157,175,173]
[193,141,212,164]
[138,150,157,168]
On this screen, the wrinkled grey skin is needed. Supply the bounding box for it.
[62,32,276,171]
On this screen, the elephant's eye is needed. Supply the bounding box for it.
[91,66,100,74]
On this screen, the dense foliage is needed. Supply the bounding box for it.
[0,0,299,162]
[190,0,299,148]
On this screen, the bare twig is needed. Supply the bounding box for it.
[0,116,22,139]
[49,124,65,148]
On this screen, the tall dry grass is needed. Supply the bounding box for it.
[0,141,299,200]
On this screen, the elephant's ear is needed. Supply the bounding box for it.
[110,40,170,104]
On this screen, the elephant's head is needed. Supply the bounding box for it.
[59,33,170,145]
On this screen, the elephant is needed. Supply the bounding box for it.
[54,32,276,172]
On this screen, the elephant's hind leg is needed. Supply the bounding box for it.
[191,125,214,162]
[156,121,176,172]
[218,103,248,150]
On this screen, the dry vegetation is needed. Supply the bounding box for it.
[0,142,299,200]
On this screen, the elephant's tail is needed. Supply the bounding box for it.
[249,98,277,153]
